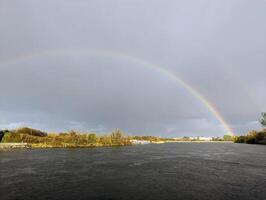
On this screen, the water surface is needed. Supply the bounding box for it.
[0,143,265,200]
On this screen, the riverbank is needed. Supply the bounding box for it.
[1,127,252,151]
[0,141,235,151]
[0,143,31,149]
[30,143,131,149]
[0,143,132,150]
[164,140,233,143]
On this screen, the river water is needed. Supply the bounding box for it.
[0,143,265,200]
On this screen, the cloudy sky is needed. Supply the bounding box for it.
[0,0,265,137]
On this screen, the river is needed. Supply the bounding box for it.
[0,143,265,200]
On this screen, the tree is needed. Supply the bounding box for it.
[0,130,9,142]
[223,135,234,141]
[111,129,123,145]
[260,112,266,127]
[100,135,112,145]
[16,127,47,137]
[87,133,97,144]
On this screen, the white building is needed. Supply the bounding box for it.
[188,136,213,141]
[130,139,150,145]
[198,137,213,141]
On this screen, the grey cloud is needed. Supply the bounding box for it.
[0,0,265,136]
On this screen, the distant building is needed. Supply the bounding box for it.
[197,137,213,141]
[173,136,214,141]
[186,136,213,141]
[172,137,183,140]
[130,139,150,145]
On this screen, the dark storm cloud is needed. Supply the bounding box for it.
[0,0,265,136]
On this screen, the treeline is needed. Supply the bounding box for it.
[234,129,266,145]
[212,135,235,141]
[1,127,131,148]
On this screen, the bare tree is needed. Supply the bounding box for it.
[259,112,266,127]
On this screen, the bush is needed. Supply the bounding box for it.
[16,127,47,137]
[234,129,266,145]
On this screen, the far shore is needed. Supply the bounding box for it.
[164,140,233,143]
[1,127,265,151]
[0,141,234,150]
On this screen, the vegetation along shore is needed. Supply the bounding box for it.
[0,127,265,150]
[234,129,266,145]
[0,127,132,149]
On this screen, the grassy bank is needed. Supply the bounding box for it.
[1,127,132,148]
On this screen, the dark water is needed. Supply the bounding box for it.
[0,143,266,200]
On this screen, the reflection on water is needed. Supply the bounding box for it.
[0,143,266,200]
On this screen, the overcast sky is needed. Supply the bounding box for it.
[0,0,265,137]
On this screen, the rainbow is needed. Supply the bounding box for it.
[0,49,234,135]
